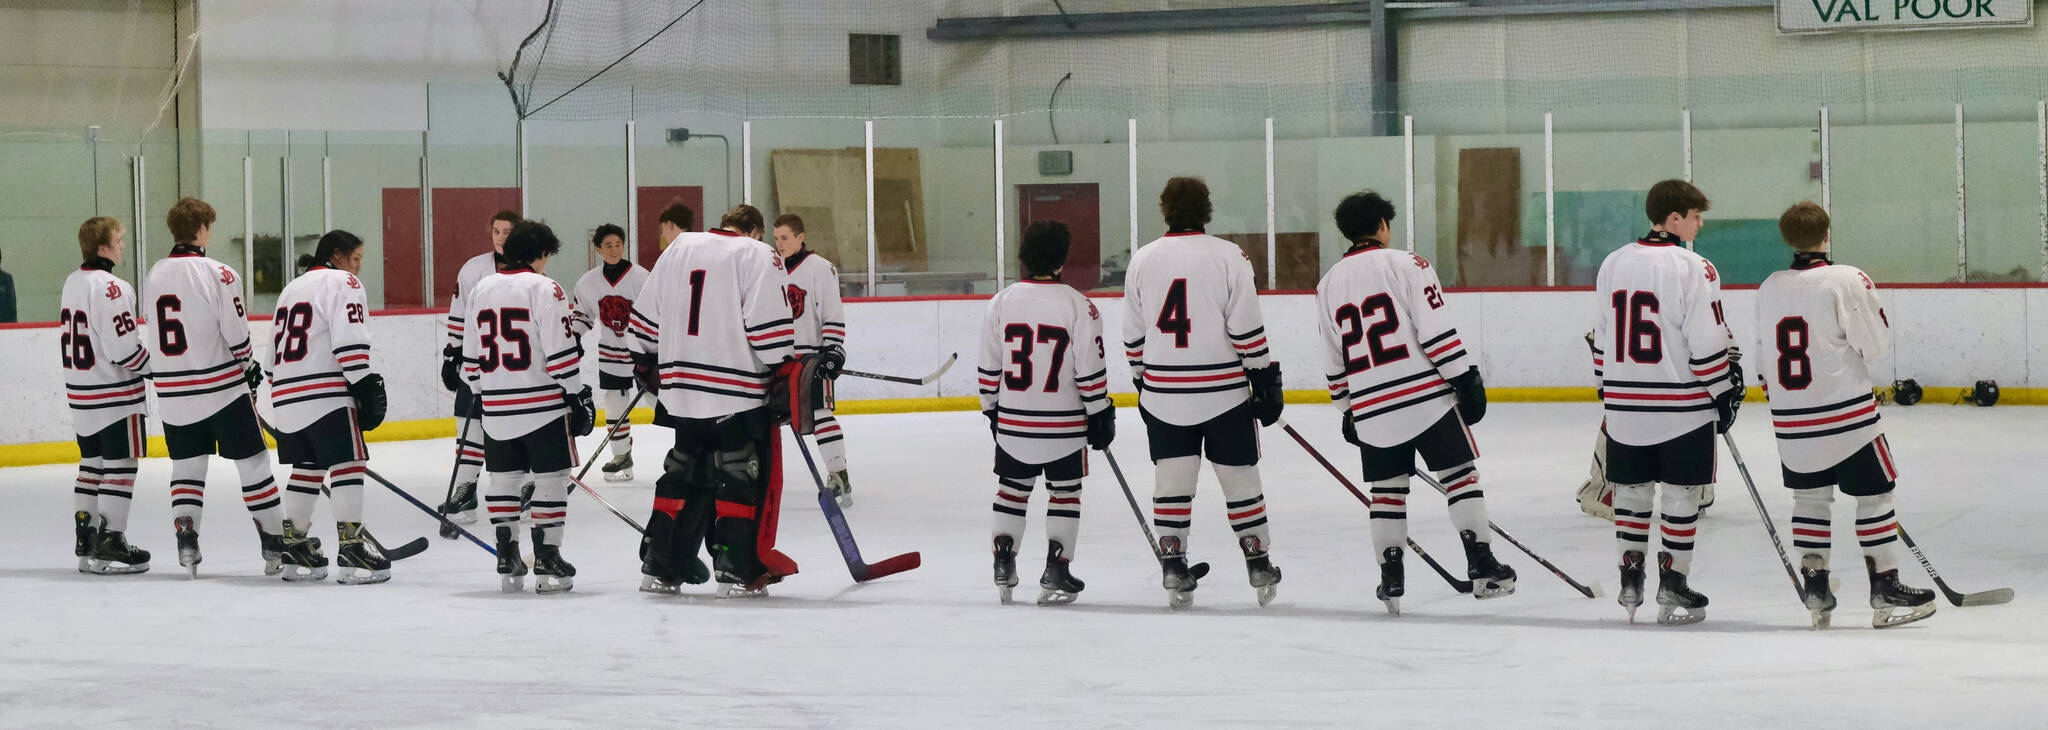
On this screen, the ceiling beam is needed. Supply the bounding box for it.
[927,3,1374,41]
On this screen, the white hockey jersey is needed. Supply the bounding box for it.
[265,267,374,433]
[1121,232,1272,426]
[572,261,649,381]
[444,252,499,351]
[1756,258,1889,473]
[1315,245,1473,447]
[60,262,151,436]
[461,268,582,440]
[1591,232,1737,446]
[144,247,255,426]
[782,249,846,356]
[629,229,796,420]
[977,279,1111,464]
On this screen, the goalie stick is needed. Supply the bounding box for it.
[841,353,958,386]
[790,424,921,582]
[254,410,429,561]
[1274,420,1472,594]
[1897,526,2014,607]
[1101,449,1212,583]
[1412,469,1603,598]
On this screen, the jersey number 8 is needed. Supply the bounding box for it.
[1775,317,1812,390]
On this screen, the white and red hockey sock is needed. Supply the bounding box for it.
[1214,464,1271,553]
[1611,482,1654,558]
[1438,461,1490,543]
[452,418,485,488]
[283,466,325,528]
[327,461,367,524]
[1790,487,1834,565]
[484,470,526,539]
[602,389,633,457]
[1366,475,1410,559]
[1044,478,1081,555]
[169,457,208,528]
[1854,493,1903,573]
[1658,484,1701,573]
[95,459,138,532]
[814,410,848,473]
[234,454,283,535]
[74,458,103,518]
[990,476,1033,543]
[528,470,570,546]
[1150,456,1200,553]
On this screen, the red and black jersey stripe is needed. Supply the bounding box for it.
[1346,369,1452,421]
[151,360,248,400]
[480,384,569,418]
[66,377,147,411]
[270,372,352,409]
[993,405,1088,440]
[1138,360,1247,395]
[745,317,796,352]
[1229,326,1269,361]
[656,360,769,401]
[1771,392,1880,440]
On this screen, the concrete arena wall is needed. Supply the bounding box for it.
[2,288,2044,454]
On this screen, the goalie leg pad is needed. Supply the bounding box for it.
[707,409,796,585]
[643,446,715,584]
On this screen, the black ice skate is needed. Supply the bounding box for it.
[439,481,478,537]
[1617,551,1646,623]
[828,469,853,508]
[602,453,635,483]
[174,515,201,579]
[74,511,97,573]
[1461,530,1516,600]
[260,528,286,577]
[335,522,391,585]
[279,520,328,582]
[1376,546,1406,616]
[992,534,1019,604]
[1655,551,1707,625]
[1241,536,1281,607]
[495,526,527,593]
[638,551,709,595]
[1159,536,1200,610]
[1866,556,1936,629]
[1800,554,1837,630]
[531,528,574,595]
[88,529,150,575]
[1037,540,1084,606]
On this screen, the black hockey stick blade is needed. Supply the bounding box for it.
[1412,469,1600,598]
[379,536,431,560]
[1405,538,1473,594]
[253,408,440,559]
[1101,449,1211,582]
[1898,526,2014,607]
[842,353,958,386]
[1275,420,1468,594]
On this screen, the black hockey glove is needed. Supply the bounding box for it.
[440,346,463,393]
[348,373,389,431]
[1340,412,1362,447]
[1246,362,1284,427]
[816,343,846,381]
[567,386,597,438]
[1449,368,1487,426]
[243,360,265,395]
[1715,361,1745,434]
[631,352,660,395]
[984,409,998,438]
[1086,407,1116,450]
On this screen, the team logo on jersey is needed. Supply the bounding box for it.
[772,257,786,273]
[597,295,633,335]
[1702,262,1719,283]
[346,275,362,289]
[1086,302,1100,321]
[1412,254,1431,270]
[552,283,566,301]
[786,284,809,319]
[219,267,236,286]
[104,281,122,300]
[1858,272,1875,290]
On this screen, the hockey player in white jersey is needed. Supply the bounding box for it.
[438,210,521,526]
[60,217,152,574]
[1757,202,1934,629]
[1590,180,1743,625]
[977,221,1115,605]
[1123,177,1283,608]
[1314,192,1513,615]
[772,213,854,506]
[461,221,597,594]
[570,222,648,482]
[630,204,820,597]
[145,198,286,577]
[265,231,391,584]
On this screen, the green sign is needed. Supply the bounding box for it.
[1778,0,2033,32]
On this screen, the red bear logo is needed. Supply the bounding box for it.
[786,284,809,319]
[597,295,633,335]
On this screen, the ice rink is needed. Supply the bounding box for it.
[1,402,2041,728]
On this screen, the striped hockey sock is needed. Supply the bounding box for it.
[284,467,325,527]
[453,419,484,488]
[1790,487,1834,565]
[1215,464,1271,552]
[95,459,138,532]
[815,412,848,473]
[328,462,367,524]
[1854,493,1903,573]
[1367,476,1410,557]
[169,457,208,528]
[485,470,527,535]
[603,389,633,457]
[234,454,283,535]
[528,470,570,546]
[74,459,102,518]
[1612,482,1654,557]
[1151,456,1200,553]
[1658,485,1701,573]
[990,476,1033,542]
[1439,462,1490,543]
[1045,479,1082,555]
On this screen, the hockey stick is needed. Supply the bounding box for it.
[571,388,647,484]
[253,410,429,561]
[1100,448,1212,581]
[438,410,475,539]
[1412,469,1603,598]
[363,467,497,556]
[1897,525,2014,607]
[841,353,958,386]
[1274,420,1472,594]
[566,473,646,535]
[1722,432,1806,603]
[789,425,921,582]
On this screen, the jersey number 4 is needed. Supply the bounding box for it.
[1156,279,1192,348]
[476,308,534,372]
[1333,294,1408,371]
[1003,324,1072,392]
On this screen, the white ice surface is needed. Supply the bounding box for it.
[1,403,2043,728]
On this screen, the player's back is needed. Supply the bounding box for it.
[1124,232,1268,425]
[464,269,576,439]
[1315,246,1466,446]
[145,250,253,425]
[267,267,370,432]
[1756,260,1887,472]
[446,251,499,348]
[60,267,149,433]
[633,230,794,419]
[1593,237,1733,445]
[979,280,1109,463]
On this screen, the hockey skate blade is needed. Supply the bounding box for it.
[1037,589,1077,606]
[718,583,769,599]
[997,585,1013,605]
[501,574,525,593]
[1472,580,1515,600]
[1810,610,1831,630]
[1872,604,1935,629]
[76,556,91,573]
[1657,605,1705,625]
[1256,584,1277,607]
[836,494,853,508]
[639,575,681,595]
[604,471,633,483]
[87,560,148,575]
[1381,597,1400,617]
[282,566,328,583]
[186,563,198,580]
[337,567,391,585]
[535,576,573,595]
[1167,590,1194,610]
[263,556,284,576]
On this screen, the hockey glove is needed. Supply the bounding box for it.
[440,346,463,393]
[632,352,660,395]
[816,343,846,380]
[242,361,265,395]
[567,386,597,438]
[1449,368,1487,426]
[1715,361,1746,434]
[348,373,389,431]
[1340,412,1362,447]
[1086,407,1116,450]
[1246,362,1285,427]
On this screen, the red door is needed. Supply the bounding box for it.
[635,186,705,264]
[430,188,522,307]
[1016,183,1102,291]
[382,188,423,307]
